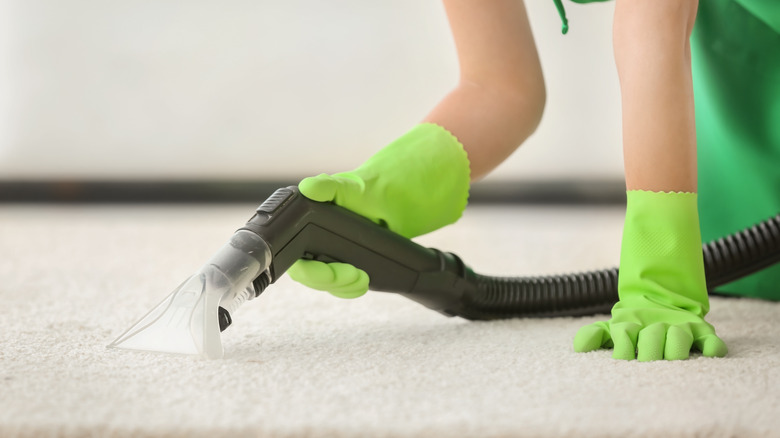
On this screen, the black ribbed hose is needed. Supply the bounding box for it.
[240,188,780,322]
[455,214,780,320]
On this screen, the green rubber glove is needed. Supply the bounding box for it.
[574,190,728,361]
[287,123,471,299]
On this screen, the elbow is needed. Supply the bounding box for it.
[501,74,546,143]
[482,69,547,138]
[457,73,546,146]
[444,73,545,181]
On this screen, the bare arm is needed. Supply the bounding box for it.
[613,0,699,192]
[424,0,546,181]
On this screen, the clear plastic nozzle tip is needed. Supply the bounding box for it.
[108,272,226,358]
[108,230,271,359]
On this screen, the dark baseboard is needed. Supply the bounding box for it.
[0,179,626,204]
[469,180,625,205]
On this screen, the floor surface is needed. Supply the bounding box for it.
[1,203,778,437]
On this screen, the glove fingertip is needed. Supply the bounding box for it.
[329,269,370,299]
[664,325,694,360]
[573,324,609,353]
[329,286,368,300]
[636,323,667,362]
[610,322,642,361]
[700,335,728,358]
[299,174,339,202]
[286,259,320,283]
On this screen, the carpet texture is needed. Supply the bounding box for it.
[1,203,778,438]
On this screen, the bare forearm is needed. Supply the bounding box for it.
[424,0,545,182]
[614,0,699,192]
[424,80,543,181]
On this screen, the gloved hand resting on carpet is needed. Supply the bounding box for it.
[574,190,729,361]
[287,123,471,299]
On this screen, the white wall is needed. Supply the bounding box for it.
[0,0,623,182]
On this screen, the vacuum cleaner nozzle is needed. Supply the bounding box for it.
[108,230,272,359]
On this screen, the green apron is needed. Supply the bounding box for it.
[692,0,780,300]
[554,0,780,299]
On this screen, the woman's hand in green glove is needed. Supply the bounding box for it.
[574,190,728,361]
[574,301,728,361]
[287,123,471,299]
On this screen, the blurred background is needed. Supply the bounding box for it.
[0,0,623,202]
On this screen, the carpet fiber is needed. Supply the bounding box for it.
[1,203,778,437]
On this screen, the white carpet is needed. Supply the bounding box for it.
[1,203,778,438]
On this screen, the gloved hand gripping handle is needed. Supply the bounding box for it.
[239,186,478,318]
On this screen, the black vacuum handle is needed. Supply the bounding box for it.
[239,187,475,316]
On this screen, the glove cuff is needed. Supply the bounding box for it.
[617,190,710,316]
